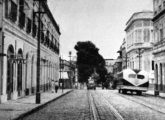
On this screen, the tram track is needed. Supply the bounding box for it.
[88,91,124,120]
[116,92,165,114]
[88,91,102,120]
[97,92,125,120]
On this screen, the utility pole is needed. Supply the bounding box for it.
[69,51,72,88]
[34,0,46,104]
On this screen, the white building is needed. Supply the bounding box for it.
[105,59,116,74]
[0,0,60,103]
[153,0,165,92]
[125,11,154,86]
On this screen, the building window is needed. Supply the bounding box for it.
[163,1,165,8]
[26,18,32,34]
[143,21,150,26]
[159,5,162,11]
[32,23,37,37]
[137,29,142,43]
[152,61,154,70]
[52,35,54,42]
[19,0,24,11]
[135,30,138,43]
[5,0,9,18]
[160,28,163,41]
[144,29,150,42]
[154,28,159,43]
[134,21,142,27]
[32,10,37,37]
[41,32,45,43]
[10,0,17,22]
[41,21,44,31]
[18,11,25,29]
[46,30,50,47]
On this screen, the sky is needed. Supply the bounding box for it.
[48,0,153,60]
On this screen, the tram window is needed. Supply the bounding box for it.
[137,75,144,79]
[128,74,136,78]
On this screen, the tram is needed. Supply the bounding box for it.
[116,68,149,95]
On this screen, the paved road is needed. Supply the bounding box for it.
[20,90,165,120]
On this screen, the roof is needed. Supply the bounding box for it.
[43,2,61,35]
[125,11,153,31]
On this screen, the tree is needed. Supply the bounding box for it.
[74,41,107,84]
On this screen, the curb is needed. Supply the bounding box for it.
[13,90,73,120]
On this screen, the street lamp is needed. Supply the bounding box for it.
[69,51,72,88]
[136,48,144,71]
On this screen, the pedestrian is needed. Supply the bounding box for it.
[51,79,55,93]
[55,81,59,93]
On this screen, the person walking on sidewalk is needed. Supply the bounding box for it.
[51,79,55,93]
[55,81,59,93]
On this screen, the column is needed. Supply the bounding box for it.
[163,63,165,92]
[0,56,7,103]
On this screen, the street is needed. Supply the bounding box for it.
[19,89,165,120]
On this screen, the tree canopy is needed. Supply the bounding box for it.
[74,41,107,83]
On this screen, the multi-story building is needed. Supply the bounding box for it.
[153,0,165,92]
[60,58,76,89]
[125,11,154,79]
[105,59,116,74]
[0,0,60,103]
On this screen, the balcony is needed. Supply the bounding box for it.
[153,40,165,54]
[127,42,153,52]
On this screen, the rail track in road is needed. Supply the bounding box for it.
[116,92,165,114]
[88,91,124,120]
[87,92,99,120]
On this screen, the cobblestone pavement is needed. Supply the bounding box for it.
[98,90,165,120]
[22,90,93,120]
[20,90,165,120]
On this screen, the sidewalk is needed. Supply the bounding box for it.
[0,89,73,120]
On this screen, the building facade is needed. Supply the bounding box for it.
[0,0,60,103]
[125,11,154,85]
[153,0,165,92]
[60,59,76,89]
[105,59,116,74]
